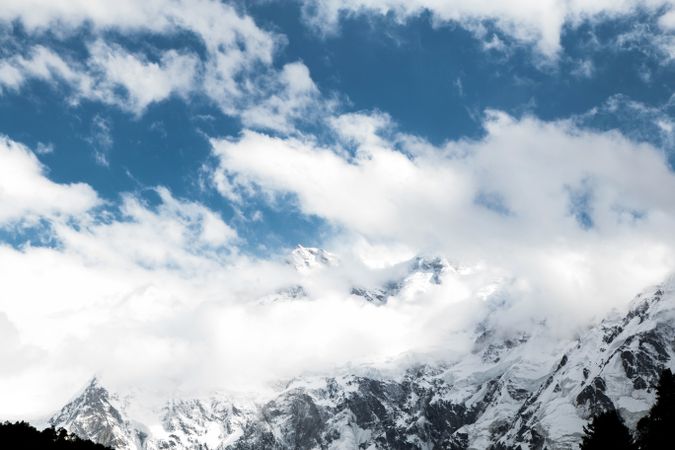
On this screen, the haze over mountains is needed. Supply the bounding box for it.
[43,248,675,449]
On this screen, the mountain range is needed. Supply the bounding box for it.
[47,247,675,449]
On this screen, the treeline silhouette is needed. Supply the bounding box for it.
[580,368,675,449]
[0,421,112,450]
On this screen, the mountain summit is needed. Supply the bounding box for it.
[288,246,339,273]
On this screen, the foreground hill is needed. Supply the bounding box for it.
[0,421,112,450]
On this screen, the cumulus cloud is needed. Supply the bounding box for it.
[55,187,238,272]
[0,137,486,420]
[0,45,89,94]
[85,41,198,115]
[300,0,675,56]
[0,0,322,128]
[240,62,322,132]
[2,110,675,421]
[211,111,675,325]
[0,234,487,419]
[0,136,248,417]
[0,136,99,225]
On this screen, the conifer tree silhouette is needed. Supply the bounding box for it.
[579,409,636,450]
[0,420,113,449]
[635,368,675,449]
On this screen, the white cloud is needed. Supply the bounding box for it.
[0,136,99,225]
[55,187,238,272]
[0,43,196,115]
[0,231,487,418]
[0,312,43,377]
[574,94,675,153]
[0,0,269,44]
[0,166,479,419]
[211,111,675,324]
[0,138,251,418]
[35,142,55,155]
[86,41,198,115]
[300,0,675,57]
[87,115,113,166]
[0,45,89,94]
[0,137,488,420]
[2,113,675,420]
[571,59,595,78]
[240,62,322,132]
[0,0,322,128]
[615,19,675,61]
[0,40,197,114]
[659,8,675,29]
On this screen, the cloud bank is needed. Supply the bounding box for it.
[4,104,675,418]
[212,110,675,326]
[0,137,99,224]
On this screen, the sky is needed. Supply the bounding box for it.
[1,0,675,419]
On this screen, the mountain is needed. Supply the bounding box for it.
[499,283,675,449]
[287,246,338,274]
[47,251,675,449]
[50,378,137,450]
[50,379,257,450]
[350,256,453,305]
[274,248,456,306]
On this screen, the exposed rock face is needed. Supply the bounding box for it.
[498,284,675,449]
[51,381,256,450]
[49,271,675,449]
[50,378,136,450]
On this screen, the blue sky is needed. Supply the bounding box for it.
[1,0,675,417]
[1,1,673,254]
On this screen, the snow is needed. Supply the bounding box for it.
[288,245,338,273]
[616,396,651,413]
[44,253,675,449]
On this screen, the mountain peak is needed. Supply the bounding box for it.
[50,378,131,450]
[410,256,452,283]
[288,245,338,273]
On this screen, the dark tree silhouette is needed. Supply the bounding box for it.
[0,420,113,450]
[635,368,675,449]
[579,409,636,450]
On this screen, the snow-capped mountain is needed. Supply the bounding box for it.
[50,378,257,450]
[275,248,459,306]
[50,378,132,450]
[47,251,675,449]
[350,256,453,305]
[499,283,675,449]
[287,246,339,273]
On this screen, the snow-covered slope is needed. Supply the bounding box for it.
[47,254,675,450]
[50,379,257,450]
[287,246,338,273]
[50,378,134,450]
[350,256,456,305]
[498,282,675,449]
